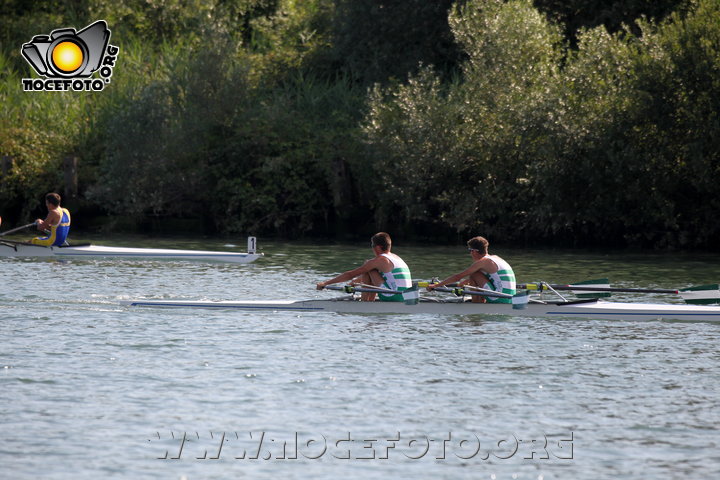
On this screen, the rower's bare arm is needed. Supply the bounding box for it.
[37,211,61,230]
[317,257,387,290]
[428,261,486,291]
[476,256,499,274]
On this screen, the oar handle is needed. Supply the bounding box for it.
[416,281,459,288]
[324,285,401,295]
[432,286,511,299]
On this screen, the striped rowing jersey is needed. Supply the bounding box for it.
[31,208,71,247]
[482,254,516,304]
[378,253,413,302]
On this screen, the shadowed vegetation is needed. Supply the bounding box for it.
[1,0,717,248]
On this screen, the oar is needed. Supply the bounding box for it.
[416,280,510,298]
[0,221,37,237]
[421,278,720,305]
[416,281,459,288]
[420,278,674,296]
[431,286,536,309]
[432,286,513,299]
[679,284,720,305]
[524,279,720,305]
[518,281,679,295]
[323,285,402,295]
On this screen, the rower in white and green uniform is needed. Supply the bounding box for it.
[316,232,414,302]
[426,236,516,304]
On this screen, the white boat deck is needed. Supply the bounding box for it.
[0,237,262,264]
[119,297,720,322]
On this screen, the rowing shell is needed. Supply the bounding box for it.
[0,237,262,264]
[120,297,720,322]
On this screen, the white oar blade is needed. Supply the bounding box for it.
[403,286,420,305]
[569,279,611,298]
[512,291,529,310]
[680,284,720,305]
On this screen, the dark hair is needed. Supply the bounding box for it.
[467,236,489,255]
[45,193,61,207]
[371,232,392,252]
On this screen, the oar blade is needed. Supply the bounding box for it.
[679,284,720,305]
[569,279,612,298]
[403,286,420,305]
[512,290,529,310]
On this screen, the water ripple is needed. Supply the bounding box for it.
[2,241,720,478]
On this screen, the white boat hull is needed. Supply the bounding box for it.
[0,243,262,264]
[119,297,720,322]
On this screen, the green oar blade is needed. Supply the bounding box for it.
[679,284,720,305]
[569,278,611,298]
[512,290,529,310]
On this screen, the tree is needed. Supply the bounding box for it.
[329,0,461,85]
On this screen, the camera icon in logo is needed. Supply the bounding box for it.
[21,20,110,78]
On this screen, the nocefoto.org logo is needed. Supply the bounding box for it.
[21,20,119,92]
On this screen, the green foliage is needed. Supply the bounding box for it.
[533,0,685,43]
[0,56,92,218]
[528,0,720,247]
[1,0,719,249]
[365,0,720,248]
[328,0,461,85]
[631,0,720,246]
[87,35,249,217]
[364,0,561,238]
[82,29,365,235]
[203,71,365,235]
[528,26,642,242]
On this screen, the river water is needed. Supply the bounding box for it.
[2,236,719,479]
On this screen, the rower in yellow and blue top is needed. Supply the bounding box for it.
[31,192,71,246]
[426,235,516,304]
[316,232,415,302]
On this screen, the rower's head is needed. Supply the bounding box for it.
[467,236,489,256]
[45,192,61,208]
[371,232,392,253]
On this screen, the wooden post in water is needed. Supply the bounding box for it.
[64,155,78,199]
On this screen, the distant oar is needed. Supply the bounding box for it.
[0,221,37,237]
